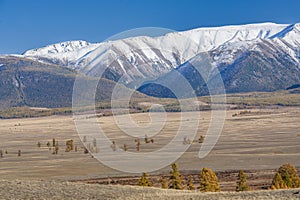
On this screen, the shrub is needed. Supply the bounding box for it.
[236,170,249,192]
[138,173,153,187]
[199,167,220,192]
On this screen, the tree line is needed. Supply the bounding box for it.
[138,163,300,192]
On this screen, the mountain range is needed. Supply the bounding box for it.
[0,22,300,108]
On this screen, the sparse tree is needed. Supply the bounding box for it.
[123,144,128,152]
[198,135,205,143]
[47,142,51,151]
[138,172,153,187]
[111,141,116,151]
[277,163,300,188]
[65,140,74,152]
[145,134,150,143]
[37,142,41,148]
[52,138,56,147]
[93,138,97,148]
[236,170,249,192]
[0,150,3,158]
[183,136,191,145]
[144,135,154,144]
[187,175,195,190]
[161,177,168,189]
[135,139,140,151]
[169,163,184,189]
[18,150,21,157]
[83,136,87,143]
[271,172,288,189]
[5,150,8,154]
[84,147,89,154]
[53,142,59,155]
[199,167,220,192]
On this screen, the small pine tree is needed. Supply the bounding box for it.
[138,172,153,187]
[271,172,288,189]
[169,163,184,189]
[277,163,300,188]
[187,175,195,190]
[52,138,56,147]
[37,142,41,148]
[18,150,21,157]
[0,150,3,158]
[161,177,168,189]
[236,170,249,192]
[199,167,220,192]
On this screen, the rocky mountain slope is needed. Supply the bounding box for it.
[0,56,144,109]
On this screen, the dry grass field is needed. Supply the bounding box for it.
[0,107,300,198]
[1,179,300,200]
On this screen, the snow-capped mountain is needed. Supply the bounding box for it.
[22,22,300,86]
[1,22,300,108]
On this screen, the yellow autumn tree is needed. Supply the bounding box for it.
[199,167,220,192]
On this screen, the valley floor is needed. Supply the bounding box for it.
[0,107,300,198]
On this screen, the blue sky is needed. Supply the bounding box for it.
[1,0,300,54]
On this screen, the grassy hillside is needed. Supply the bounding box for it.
[0,56,147,110]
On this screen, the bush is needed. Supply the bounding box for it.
[199,167,220,192]
[236,170,249,192]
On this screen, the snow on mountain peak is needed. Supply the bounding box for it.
[24,40,91,56]
[20,22,300,84]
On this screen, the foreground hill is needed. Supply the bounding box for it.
[0,180,299,200]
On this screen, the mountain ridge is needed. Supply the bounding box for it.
[19,22,299,86]
[0,22,300,104]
